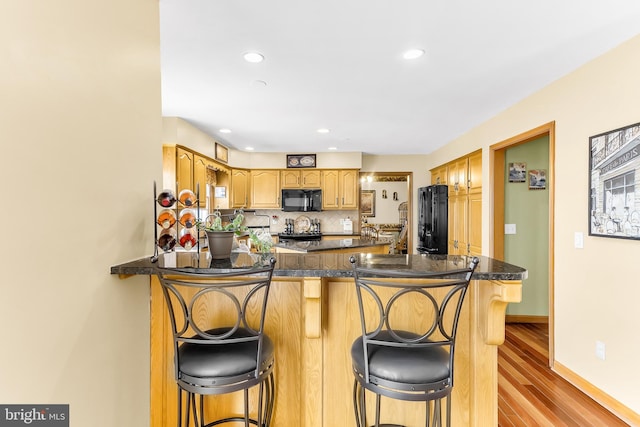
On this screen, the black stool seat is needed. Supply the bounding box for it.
[351,331,449,386]
[180,328,274,384]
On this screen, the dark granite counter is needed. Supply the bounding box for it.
[110,251,527,281]
[274,237,387,253]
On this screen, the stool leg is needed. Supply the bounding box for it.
[177,389,183,427]
[425,400,430,427]
[243,388,250,427]
[264,373,275,426]
[445,396,451,427]
[198,394,205,427]
[375,393,381,427]
[353,380,361,427]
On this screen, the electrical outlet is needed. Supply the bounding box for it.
[595,341,606,361]
[505,224,516,234]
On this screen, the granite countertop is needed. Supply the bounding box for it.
[111,252,527,281]
[274,238,386,253]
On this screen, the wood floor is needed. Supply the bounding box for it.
[498,323,629,427]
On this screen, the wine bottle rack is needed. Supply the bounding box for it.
[151,181,201,263]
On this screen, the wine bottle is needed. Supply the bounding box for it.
[179,228,197,251]
[157,189,177,208]
[156,209,176,229]
[179,189,197,207]
[178,209,197,229]
[157,229,177,252]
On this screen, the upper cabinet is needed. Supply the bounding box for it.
[431,149,482,256]
[193,154,212,206]
[164,145,361,212]
[164,145,229,210]
[430,164,448,186]
[176,147,194,195]
[281,169,322,189]
[230,169,250,209]
[322,169,358,210]
[251,170,281,208]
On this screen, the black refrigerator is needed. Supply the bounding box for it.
[417,185,448,254]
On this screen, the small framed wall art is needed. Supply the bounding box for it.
[215,143,228,163]
[528,169,547,190]
[508,162,527,182]
[287,154,316,168]
[589,121,640,239]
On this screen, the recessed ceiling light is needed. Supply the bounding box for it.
[317,128,330,134]
[403,49,425,60]
[328,147,338,150]
[219,128,231,134]
[243,52,264,63]
[251,80,267,87]
[245,146,254,151]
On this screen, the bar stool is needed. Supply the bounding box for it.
[349,255,479,427]
[157,257,277,427]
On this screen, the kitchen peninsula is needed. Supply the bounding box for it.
[112,252,526,427]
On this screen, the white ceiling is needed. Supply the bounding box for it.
[160,0,640,155]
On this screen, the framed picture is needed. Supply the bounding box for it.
[215,143,228,163]
[360,190,375,216]
[528,169,547,190]
[508,162,527,182]
[287,154,316,168]
[589,121,640,239]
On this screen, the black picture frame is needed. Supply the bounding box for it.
[286,154,316,168]
[588,121,640,239]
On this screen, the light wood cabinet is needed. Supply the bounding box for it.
[164,145,229,209]
[230,169,249,209]
[176,146,194,195]
[433,150,482,256]
[281,169,321,189]
[193,154,210,206]
[250,169,281,208]
[321,170,339,209]
[431,164,448,185]
[321,169,358,210]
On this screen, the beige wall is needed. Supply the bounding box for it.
[1,1,160,425]
[428,35,640,414]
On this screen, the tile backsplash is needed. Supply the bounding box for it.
[243,209,360,234]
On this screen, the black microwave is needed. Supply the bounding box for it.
[281,189,322,212]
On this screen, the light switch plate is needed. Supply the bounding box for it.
[505,224,516,235]
[574,232,584,249]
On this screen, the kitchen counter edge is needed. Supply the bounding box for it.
[110,253,527,281]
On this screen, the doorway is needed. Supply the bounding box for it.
[490,122,556,366]
[359,172,413,253]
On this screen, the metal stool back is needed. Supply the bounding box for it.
[349,255,479,427]
[157,257,276,427]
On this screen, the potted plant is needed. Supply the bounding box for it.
[198,210,248,259]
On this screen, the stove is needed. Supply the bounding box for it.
[277,232,322,241]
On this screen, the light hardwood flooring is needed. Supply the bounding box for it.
[498,323,628,426]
